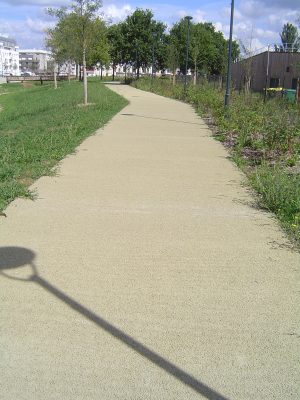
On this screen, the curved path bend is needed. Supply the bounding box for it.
[0,85,299,400]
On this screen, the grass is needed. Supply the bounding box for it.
[0,80,128,211]
[131,77,300,244]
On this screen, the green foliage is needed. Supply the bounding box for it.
[168,19,239,75]
[46,0,107,66]
[107,23,126,68]
[120,9,167,75]
[0,81,128,211]
[250,166,300,240]
[190,23,217,75]
[86,8,241,80]
[275,22,300,52]
[87,18,109,66]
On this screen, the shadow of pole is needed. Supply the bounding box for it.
[0,247,229,400]
[121,113,208,127]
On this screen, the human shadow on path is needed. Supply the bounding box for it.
[0,246,230,400]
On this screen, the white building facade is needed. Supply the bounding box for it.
[0,36,20,76]
[19,49,52,74]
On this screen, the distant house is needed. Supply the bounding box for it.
[232,50,300,92]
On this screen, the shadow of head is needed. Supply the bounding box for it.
[0,246,35,271]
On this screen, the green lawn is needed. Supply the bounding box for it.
[0,80,128,211]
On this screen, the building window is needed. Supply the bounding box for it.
[286,66,291,73]
[270,77,280,88]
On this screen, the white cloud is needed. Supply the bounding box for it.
[103,4,132,21]
[26,16,53,33]
[0,16,53,48]
[259,0,300,9]
[194,9,206,23]
[213,22,223,33]
[1,0,299,51]
[176,9,188,19]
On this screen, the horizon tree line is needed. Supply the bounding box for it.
[45,0,240,97]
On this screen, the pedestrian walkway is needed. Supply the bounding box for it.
[0,85,299,400]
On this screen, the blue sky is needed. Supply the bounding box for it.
[0,0,299,50]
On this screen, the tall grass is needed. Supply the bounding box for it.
[132,77,300,243]
[0,80,128,210]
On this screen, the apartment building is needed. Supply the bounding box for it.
[0,35,20,76]
[19,49,52,74]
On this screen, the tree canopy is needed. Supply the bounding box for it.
[46,4,240,82]
[276,23,300,52]
[46,0,107,104]
[168,19,239,76]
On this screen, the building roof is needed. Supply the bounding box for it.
[19,49,51,55]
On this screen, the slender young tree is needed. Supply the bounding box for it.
[47,0,102,105]
[166,36,180,85]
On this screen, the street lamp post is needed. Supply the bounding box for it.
[184,16,193,94]
[224,0,234,112]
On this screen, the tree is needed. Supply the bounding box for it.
[107,23,126,80]
[120,9,166,78]
[275,23,300,52]
[190,23,217,84]
[46,12,82,86]
[169,19,190,73]
[47,0,103,105]
[87,18,109,70]
[169,19,237,80]
[166,35,180,85]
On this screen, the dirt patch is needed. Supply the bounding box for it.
[1,130,18,136]
[21,82,33,88]
[77,103,96,108]
[18,177,34,186]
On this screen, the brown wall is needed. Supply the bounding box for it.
[232,51,300,91]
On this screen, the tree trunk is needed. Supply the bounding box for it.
[219,76,223,90]
[68,63,71,84]
[112,65,115,81]
[83,48,88,106]
[54,63,57,89]
[172,68,176,86]
[193,62,197,85]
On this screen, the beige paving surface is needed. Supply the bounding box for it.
[0,84,299,400]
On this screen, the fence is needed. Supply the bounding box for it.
[6,75,75,84]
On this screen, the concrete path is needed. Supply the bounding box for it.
[0,85,299,400]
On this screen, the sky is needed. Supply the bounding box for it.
[0,0,299,51]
